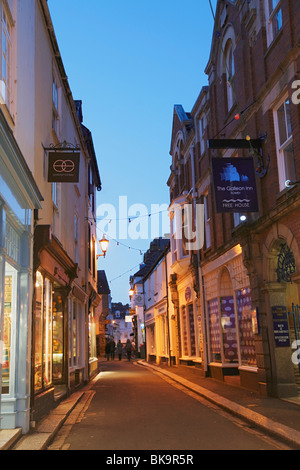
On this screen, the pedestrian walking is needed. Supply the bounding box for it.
[110,339,116,360]
[105,341,110,361]
[125,339,132,361]
[116,340,123,361]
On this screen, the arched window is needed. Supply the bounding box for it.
[224,39,235,111]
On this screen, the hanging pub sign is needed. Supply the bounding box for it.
[48,152,80,183]
[212,157,258,213]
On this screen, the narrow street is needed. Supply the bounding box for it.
[48,360,290,451]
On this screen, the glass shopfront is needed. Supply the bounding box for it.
[207,289,257,367]
[2,263,17,396]
[53,292,64,382]
[34,271,53,392]
[236,288,257,367]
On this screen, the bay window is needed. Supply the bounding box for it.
[274,97,296,191]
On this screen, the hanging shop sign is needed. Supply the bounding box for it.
[272,306,290,347]
[48,152,80,183]
[132,294,144,307]
[212,157,258,213]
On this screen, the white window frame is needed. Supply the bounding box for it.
[74,211,79,264]
[265,0,282,46]
[199,115,206,156]
[70,300,83,368]
[224,40,235,112]
[1,4,12,110]
[273,96,295,192]
[52,72,61,137]
[203,192,211,249]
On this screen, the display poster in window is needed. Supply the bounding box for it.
[220,296,238,363]
[48,152,80,183]
[212,157,258,213]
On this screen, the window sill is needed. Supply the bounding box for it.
[264,29,283,59]
[0,103,15,129]
[203,246,212,255]
[276,183,299,201]
[224,103,238,126]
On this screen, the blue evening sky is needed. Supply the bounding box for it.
[48,0,217,304]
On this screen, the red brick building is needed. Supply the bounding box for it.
[168,0,300,397]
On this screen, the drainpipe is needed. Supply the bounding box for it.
[190,145,208,373]
[165,250,172,367]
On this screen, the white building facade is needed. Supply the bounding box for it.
[0,0,101,431]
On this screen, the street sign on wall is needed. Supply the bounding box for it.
[212,157,258,213]
[48,152,80,183]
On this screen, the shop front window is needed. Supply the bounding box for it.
[181,306,188,356]
[188,304,196,356]
[34,271,43,391]
[53,292,64,382]
[34,273,53,392]
[208,298,222,362]
[43,278,52,386]
[72,301,81,367]
[236,289,257,367]
[220,296,238,363]
[2,262,17,395]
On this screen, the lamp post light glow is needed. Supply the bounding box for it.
[97,235,109,258]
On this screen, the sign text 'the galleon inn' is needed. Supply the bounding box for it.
[212,157,258,213]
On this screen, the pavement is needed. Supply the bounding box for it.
[0,358,300,450]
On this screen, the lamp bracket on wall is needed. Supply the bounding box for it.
[208,133,269,178]
[43,141,81,152]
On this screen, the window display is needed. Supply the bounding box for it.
[53,292,64,381]
[73,301,78,366]
[43,278,52,386]
[34,271,43,391]
[2,263,17,395]
[220,296,238,363]
[34,272,53,392]
[181,306,188,356]
[208,298,221,362]
[236,289,257,367]
[188,304,196,356]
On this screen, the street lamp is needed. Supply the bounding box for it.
[129,288,134,297]
[97,235,109,258]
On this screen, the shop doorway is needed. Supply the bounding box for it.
[52,291,64,384]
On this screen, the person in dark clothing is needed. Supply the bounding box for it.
[110,339,116,360]
[116,340,123,361]
[125,339,132,361]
